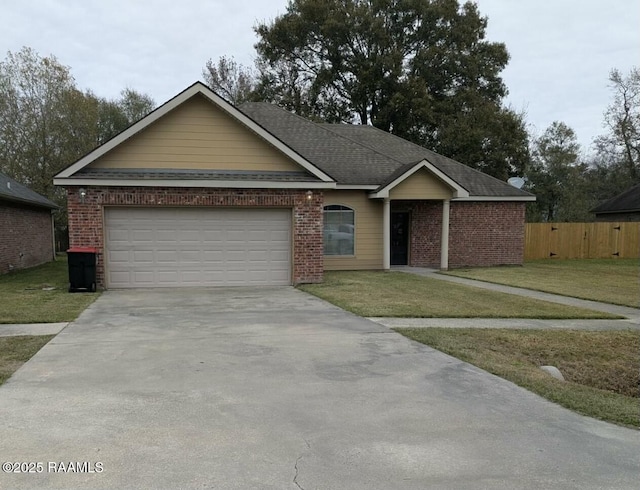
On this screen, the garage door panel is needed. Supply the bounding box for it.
[134,271,157,284]
[201,230,222,241]
[202,250,224,261]
[131,229,153,240]
[178,251,201,262]
[155,251,178,262]
[109,270,131,283]
[105,207,291,288]
[179,230,201,241]
[108,229,129,241]
[133,251,154,262]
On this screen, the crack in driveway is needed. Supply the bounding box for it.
[293,437,311,490]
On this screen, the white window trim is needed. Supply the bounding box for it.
[323,204,356,257]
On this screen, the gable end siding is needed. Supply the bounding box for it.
[389,169,453,200]
[89,95,303,172]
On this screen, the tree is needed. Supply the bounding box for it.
[203,56,257,105]
[0,47,85,200]
[90,88,155,145]
[0,47,155,232]
[254,0,529,178]
[525,122,590,222]
[593,67,639,182]
[0,48,156,197]
[118,88,155,124]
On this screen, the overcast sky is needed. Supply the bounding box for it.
[2,0,638,154]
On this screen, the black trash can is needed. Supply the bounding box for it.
[67,247,98,292]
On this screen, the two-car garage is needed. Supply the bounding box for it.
[104,207,292,288]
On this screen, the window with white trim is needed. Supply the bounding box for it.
[323,205,355,256]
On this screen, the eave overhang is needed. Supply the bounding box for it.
[53,178,336,189]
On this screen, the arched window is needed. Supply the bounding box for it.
[323,205,355,256]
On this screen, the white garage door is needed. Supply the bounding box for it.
[104,207,291,288]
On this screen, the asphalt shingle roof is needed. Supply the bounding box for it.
[591,183,640,214]
[240,102,532,198]
[0,172,58,209]
[240,103,403,185]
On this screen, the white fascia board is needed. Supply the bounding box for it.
[369,159,469,199]
[335,184,378,190]
[53,178,336,189]
[452,196,536,202]
[55,82,335,183]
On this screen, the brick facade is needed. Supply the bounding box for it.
[448,202,526,267]
[66,186,324,288]
[67,186,525,287]
[0,202,54,274]
[406,200,525,268]
[405,201,442,268]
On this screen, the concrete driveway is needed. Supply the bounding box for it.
[0,288,638,489]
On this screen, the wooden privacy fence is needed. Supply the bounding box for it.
[524,222,640,260]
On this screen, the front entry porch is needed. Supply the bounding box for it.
[383,199,451,270]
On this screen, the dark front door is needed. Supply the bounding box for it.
[391,212,410,265]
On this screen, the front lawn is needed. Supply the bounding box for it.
[0,335,54,386]
[0,256,99,324]
[396,328,640,428]
[442,259,639,308]
[299,271,620,318]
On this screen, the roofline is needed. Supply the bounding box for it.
[592,208,640,214]
[53,178,336,189]
[0,194,59,209]
[452,196,536,202]
[369,159,470,199]
[335,184,379,190]
[54,82,335,183]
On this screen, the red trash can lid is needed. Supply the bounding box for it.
[67,247,99,253]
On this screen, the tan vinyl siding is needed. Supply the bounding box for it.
[90,95,302,172]
[323,190,383,270]
[389,169,453,200]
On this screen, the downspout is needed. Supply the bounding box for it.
[51,209,57,261]
[383,198,391,270]
[440,199,450,270]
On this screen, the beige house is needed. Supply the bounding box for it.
[54,82,534,289]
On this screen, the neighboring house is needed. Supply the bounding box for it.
[53,82,534,289]
[0,172,58,274]
[591,183,640,222]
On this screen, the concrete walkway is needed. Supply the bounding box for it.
[0,322,68,337]
[372,266,640,330]
[369,317,640,330]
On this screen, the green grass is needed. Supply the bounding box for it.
[442,259,639,308]
[396,328,640,428]
[0,257,99,324]
[299,271,620,318]
[0,335,54,386]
